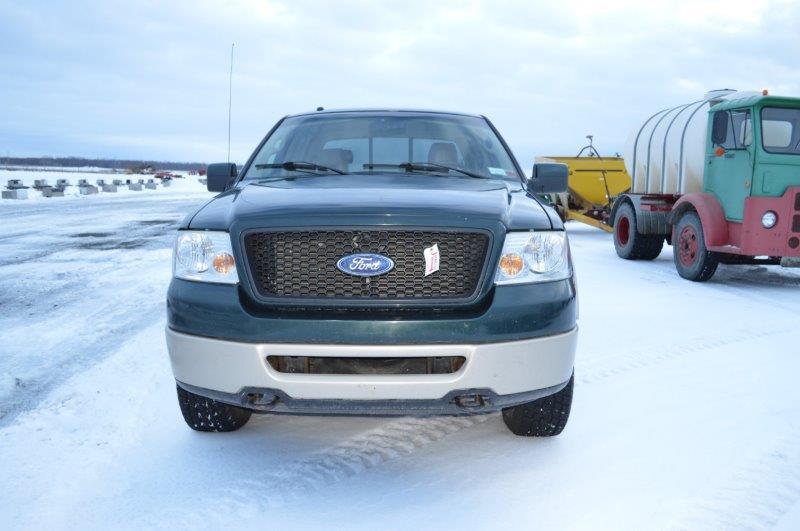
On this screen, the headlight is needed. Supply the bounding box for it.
[761,211,778,229]
[173,231,238,284]
[494,231,571,285]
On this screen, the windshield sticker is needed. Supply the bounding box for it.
[488,167,507,176]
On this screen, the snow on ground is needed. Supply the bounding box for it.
[0,174,210,416]
[1,180,799,530]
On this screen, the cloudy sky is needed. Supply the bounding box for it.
[2,0,799,166]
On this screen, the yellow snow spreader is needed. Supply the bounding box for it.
[536,136,631,232]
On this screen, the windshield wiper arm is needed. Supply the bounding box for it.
[406,162,485,179]
[362,162,484,179]
[255,161,345,174]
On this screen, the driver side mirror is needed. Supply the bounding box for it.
[206,163,238,192]
[529,163,568,194]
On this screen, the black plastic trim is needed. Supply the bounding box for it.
[176,378,571,417]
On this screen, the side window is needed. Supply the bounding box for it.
[713,109,751,150]
[731,110,751,148]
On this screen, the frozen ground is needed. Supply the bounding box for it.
[1,177,799,530]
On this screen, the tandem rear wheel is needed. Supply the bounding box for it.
[613,203,664,260]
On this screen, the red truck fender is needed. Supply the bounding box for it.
[668,193,728,247]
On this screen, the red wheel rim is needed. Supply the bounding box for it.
[678,225,699,267]
[617,215,630,246]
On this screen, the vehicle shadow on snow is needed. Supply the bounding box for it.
[712,265,800,288]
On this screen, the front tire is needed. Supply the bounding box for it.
[176,385,252,432]
[673,211,719,282]
[502,374,573,437]
[613,203,664,260]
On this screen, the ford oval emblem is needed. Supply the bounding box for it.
[336,253,395,277]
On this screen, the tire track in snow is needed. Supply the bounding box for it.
[670,428,800,530]
[260,415,488,499]
[578,325,795,386]
[155,414,491,527]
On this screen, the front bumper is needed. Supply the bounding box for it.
[167,327,578,415]
[740,186,800,257]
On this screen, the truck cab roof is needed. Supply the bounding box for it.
[711,94,800,112]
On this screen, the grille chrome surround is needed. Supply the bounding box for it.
[242,228,491,305]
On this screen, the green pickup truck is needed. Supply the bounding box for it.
[166,109,577,436]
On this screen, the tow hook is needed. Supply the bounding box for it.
[244,392,279,410]
[454,393,487,410]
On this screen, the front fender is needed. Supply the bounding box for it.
[669,193,728,247]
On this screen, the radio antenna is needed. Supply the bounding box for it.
[227,43,234,163]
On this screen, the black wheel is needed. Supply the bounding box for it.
[176,384,252,432]
[672,211,719,282]
[613,203,664,260]
[502,374,573,437]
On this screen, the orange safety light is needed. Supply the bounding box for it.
[714,146,726,157]
[762,89,769,96]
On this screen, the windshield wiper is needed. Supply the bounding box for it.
[255,161,345,175]
[362,162,484,179]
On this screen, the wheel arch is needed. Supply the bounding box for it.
[611,194,670,235]
[668,193,728,247]
[609,194,635,228]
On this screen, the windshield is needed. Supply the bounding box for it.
[242,112,520,180]
[761,107,800,155]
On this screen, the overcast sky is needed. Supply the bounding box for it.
[2,0,799,167]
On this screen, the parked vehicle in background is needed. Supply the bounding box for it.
[166,109,577,436]
[537,136,632,232]
[540,90,800,281]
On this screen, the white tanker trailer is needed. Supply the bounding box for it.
[623,89,744,196]
[609,89,800,281]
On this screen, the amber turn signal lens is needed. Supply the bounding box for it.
[714,146,726,157]
[499,253,524,277]
[212,252,235,274]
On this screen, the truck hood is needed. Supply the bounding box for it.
[188,174,555,231]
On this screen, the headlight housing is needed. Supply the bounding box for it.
[173,231,238,284]
[494,231,571,285]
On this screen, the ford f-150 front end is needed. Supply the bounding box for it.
[167,109,577,436]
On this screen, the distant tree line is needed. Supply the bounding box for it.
[0,156,206,171]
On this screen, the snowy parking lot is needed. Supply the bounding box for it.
[2,172,800,530]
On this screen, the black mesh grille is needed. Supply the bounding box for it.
[243,230,490,301]
[267,355,465,375]
[793,214,800,233]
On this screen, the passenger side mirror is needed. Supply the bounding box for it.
[206,163,238,192]
[529,163,568,194]
[711,111,728,145]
